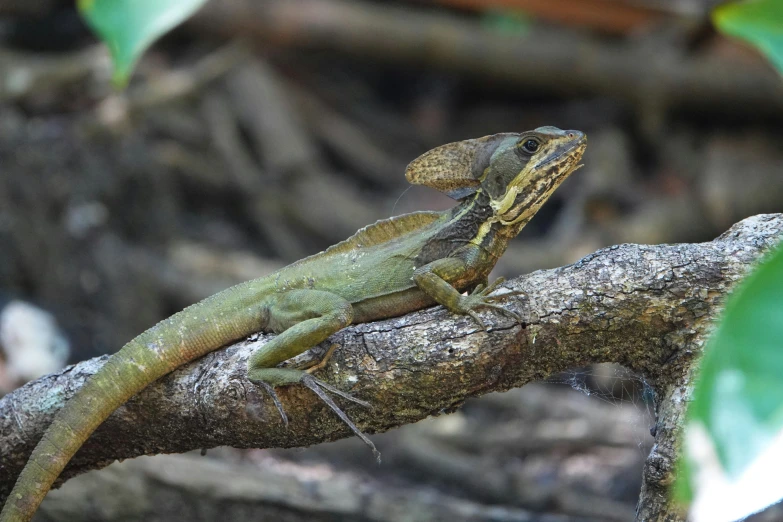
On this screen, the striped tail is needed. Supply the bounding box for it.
[0,287,260,522]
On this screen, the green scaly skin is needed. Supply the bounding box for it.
[1,127,586,521]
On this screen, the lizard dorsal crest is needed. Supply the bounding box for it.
[325,211,442,254]
[289,211,443,268]
[405,133,518,200]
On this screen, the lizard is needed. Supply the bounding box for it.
[1,126,586,522]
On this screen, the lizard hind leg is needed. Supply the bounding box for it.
[247,289,378,460]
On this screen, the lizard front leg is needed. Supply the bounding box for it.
[247,289,378,459]
[413,256,522,329]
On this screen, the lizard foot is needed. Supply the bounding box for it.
[459,277,524,329]
[295,343,339,374]
[255,381,290,426]
[300,374,380,463]
[250,367,379,462]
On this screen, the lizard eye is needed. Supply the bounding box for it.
[522,139,540,154]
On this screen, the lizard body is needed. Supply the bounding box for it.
[1,127,586,521]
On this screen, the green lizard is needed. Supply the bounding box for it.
[1,126,586,522]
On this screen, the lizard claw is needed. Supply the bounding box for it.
[484,289,525,302]
[467,309,487,330]
[300,374,380,463]
[483,303,524,324]
[256,381,289,426]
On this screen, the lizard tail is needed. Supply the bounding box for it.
[1,289,260,522]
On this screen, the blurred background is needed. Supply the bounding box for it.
[1,0,782,520]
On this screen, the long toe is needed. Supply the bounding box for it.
[257,381,289,426]
[300,375,380,463]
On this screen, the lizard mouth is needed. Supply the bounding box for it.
[534,134,587,170]
[492,137,586,226]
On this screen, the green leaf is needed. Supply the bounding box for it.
[713,0,783,75]
[78,0,208,87]
[679,241,783,519]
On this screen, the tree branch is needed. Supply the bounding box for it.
[191,0,783,119]
[1,214,781,520]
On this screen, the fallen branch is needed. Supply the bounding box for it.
[39,452,568,522]
[191,0,783,118]
[1,214,781,521]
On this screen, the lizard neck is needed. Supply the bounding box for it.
[414,189,529,269]
[454,190,526,258]
[433,190,519,260]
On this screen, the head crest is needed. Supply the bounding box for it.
[404,133,517,199]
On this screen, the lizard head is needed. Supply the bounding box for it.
[480,126,586,228]
[406,127,586,229]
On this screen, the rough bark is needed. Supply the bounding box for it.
[1,214,781,521]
